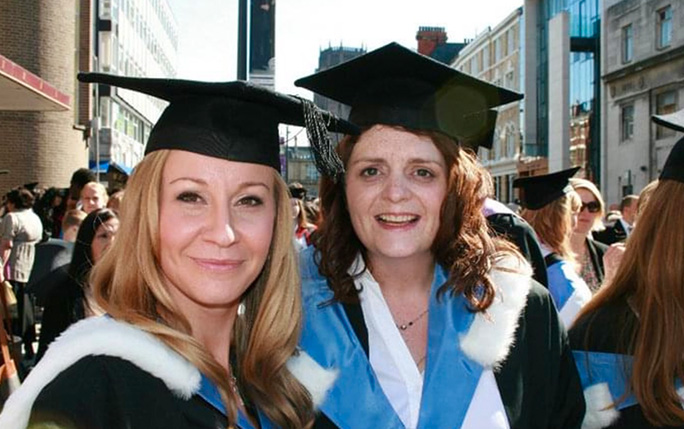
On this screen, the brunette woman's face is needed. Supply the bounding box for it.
[158,151,276,313]
[344,125,448,265]
[91,218,119,263]
[575,188,599,235]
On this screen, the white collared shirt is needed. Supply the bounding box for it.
[352,256,509,429]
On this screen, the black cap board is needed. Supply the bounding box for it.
[513,166,581,210]
[295,42,522,147]
[650,110,684,183]
[78,73,359,176]
[659,137,684,183]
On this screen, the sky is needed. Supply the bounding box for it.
[166,0,523,99]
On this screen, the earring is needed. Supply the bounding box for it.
[237,301,246,317]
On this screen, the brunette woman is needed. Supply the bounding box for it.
[36,208,119,362]
[295,42,584,429]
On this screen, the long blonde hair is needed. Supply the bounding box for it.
[574,180,684,426]
[90,150,313,428]
[522,191,581,262]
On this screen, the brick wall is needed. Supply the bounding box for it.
[0,0,88,194]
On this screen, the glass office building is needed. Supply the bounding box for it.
[530,0,600,180]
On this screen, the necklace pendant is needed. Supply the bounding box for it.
[399,324,408,330]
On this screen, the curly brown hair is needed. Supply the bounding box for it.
[315,126,519,312]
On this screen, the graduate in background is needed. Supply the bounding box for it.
[0,74,357,429]
[514,168,593,327]
[295,42,584,429]
[570,110,684,429]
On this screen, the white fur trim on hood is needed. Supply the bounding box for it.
[0,316,201,429]
[287,350,339,409]
[459,254,533,369]
[581,383,620,429]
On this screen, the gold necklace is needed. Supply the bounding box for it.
[396,308,429,331]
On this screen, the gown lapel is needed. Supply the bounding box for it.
[336,267,485,429]
[300,278,404,429]
[416,267,484,428]
[196,374,275,429]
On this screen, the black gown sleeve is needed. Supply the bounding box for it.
[487,213,549,288]
[29,356,226,429]
[495,281,585,429]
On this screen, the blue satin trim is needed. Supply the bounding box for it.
[417,269,484,428]
[573,351,684,412]
[299,249,485,428]
[197,374,274,429]
[547,260,579,310]
[572,351,637,410]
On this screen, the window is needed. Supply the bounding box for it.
[657,6,672,49]
[622,24,633,63]
[656,91,677,139]
[494,38,501,63]
[621,104,634,141]
[508,28,515,53]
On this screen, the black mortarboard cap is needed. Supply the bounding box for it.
[78,73,359,176]
[294,42,521,146]
[460,109,498,150]
[651,110,684,183]
[660,137,684,183]
[513,167,581,210]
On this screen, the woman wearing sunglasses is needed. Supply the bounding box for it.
[569,178,608,294]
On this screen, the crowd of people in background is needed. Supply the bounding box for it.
[0,167,123,371]
[0,42,683,429]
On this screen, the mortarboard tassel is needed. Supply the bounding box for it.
[299,98,345,181]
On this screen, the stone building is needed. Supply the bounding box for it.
[0,0,88,193]
[452,8,524,204]
[601,0,683,204]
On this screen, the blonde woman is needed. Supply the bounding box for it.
[515,167,592,327]
[569,178,609,293]
[0,74,356,429]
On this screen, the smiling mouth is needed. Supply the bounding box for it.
[375,214,419,225]
[192,258,244,271]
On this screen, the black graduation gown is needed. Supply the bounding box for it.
[313,281,585,429]
[487,212,549,288]
[585,238,607,283]
[569,300,684,429]
[29,355,227,429]
[36,273,85,362]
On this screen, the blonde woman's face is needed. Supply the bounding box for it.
[575,188,598,235]
[158,151,276,315]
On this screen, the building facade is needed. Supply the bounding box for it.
[601,0,683,205]
[452,8,524,204]
[523,0,601,181]
[0,0,88,192]
[284,146,321,198]
[89,0,178,173]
